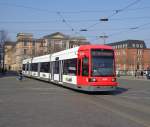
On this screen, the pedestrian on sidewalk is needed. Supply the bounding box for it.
[141,70,144,78]
[135,70,137,78]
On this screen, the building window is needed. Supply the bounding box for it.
[140,44,143,48]
[24,42,27,46]
[136,44,139,48]
[32,42,35,46]
[137,49,142,55]
[122,50,126,55]
[32,49,35,55]
[132,44,135,48]
[24,49,27,55]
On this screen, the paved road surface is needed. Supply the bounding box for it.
[0,75,150,127]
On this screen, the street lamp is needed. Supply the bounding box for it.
[80,29,88,32]
[99,33,108,44]
[99,17,109,44]
[79,17,109,32]
[100,17,109,21]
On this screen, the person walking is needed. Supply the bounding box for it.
[135,70,137,78]
[141,70,144,78]
[18,70,23,81]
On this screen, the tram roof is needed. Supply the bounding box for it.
[79,45,113,50]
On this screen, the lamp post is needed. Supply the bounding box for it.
[99,33,108,44]
[0,30,5,73]
[99,17,109,44]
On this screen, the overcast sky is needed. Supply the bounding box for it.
[0,0,150,47]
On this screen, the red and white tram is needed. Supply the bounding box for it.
[22,45,118,91]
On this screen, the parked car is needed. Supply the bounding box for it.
[143,70,147,76]
[146,70,150,79]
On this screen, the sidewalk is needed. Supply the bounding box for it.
[0,71,17,78]
[118,75,149,81]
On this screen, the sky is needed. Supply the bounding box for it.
[0,0,150,47]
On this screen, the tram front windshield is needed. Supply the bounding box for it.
[91,49,114,77]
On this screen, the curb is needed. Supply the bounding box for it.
[118,76,149,81]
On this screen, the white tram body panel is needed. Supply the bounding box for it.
[32,55,50,80]
[22,58,32,76]
[38,55,50,80]
[22,47,79,85]
[51,47,79,61]
[51,47,79,84]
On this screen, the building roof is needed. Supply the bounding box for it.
[4,41,16,46]
[108,40,147,49]
[16,33,33,37]
[43,32,69,39]
[43,32,88,41]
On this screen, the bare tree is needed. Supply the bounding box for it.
[0,30,9,72]
[0,30,8,44]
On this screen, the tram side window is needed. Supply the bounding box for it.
[63,58,77,76]
[31,63,38,72]
[40,62,50,73]
[26,64,29,71]
[22,64,26,71]
[82,57,89,76]
[54,61,59,74]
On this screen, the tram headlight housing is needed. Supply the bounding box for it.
[112,78,116,82]
[89,78,97,82]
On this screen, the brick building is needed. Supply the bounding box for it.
[108,40,150,75]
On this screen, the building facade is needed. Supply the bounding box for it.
[15,33,34,70]
[108,40,150,75]
[4,41,16,70]
[43,32,89,53]
[0,44,3,71]
[5,32,89,71]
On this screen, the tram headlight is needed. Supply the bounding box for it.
[112,78,116,82]
[89,78,97,82]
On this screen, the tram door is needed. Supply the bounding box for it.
[27,63,31,75]
[77,50,89,86]
[51,62,54,81]
[59,60,63,82]
[49,62,51,80]
[38,63,40,77]
[26,63,29,75]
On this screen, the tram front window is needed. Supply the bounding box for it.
[91,49,114,77]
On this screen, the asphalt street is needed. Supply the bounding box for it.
[0,75,150,127]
